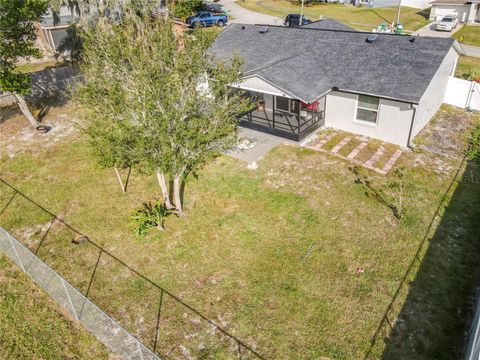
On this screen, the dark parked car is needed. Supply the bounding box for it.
[284,14,312,27]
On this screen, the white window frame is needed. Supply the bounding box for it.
[354,95,380,127]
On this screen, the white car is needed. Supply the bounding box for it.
[436,15,458,32]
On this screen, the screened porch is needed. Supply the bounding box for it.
[238,91,325,141]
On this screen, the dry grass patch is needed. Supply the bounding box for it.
[337,137,362,158]
[0,103,479,359]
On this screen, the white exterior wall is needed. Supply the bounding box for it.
[400,0,432,9]
[430,4,475,22]
[411,46,459,138]
[324,91,414,147]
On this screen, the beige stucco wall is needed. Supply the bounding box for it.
[324,91,414,147]
[411,46,459,138]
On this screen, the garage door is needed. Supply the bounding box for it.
[432,4,470,22]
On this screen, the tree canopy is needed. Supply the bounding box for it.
[0,0,47,95]
[75,11,250,214]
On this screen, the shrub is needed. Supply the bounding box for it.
[131,201,172,237]
[462,69,480,83]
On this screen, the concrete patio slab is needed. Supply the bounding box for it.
[227,127,285,163]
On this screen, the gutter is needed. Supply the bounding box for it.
[333,87,419,105]
[407,104,417,149]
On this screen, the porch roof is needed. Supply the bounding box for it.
[208,24,461,104]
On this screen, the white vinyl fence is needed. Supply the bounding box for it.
[465,297,480,360]
[444,76,480,111]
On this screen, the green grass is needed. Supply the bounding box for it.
[16,60,64,74]
[456,56,480,78]
[453,25,480,47]
[0,254,109,359]
[0,104,479,359]
[235,0,430,31]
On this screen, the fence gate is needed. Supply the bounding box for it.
[444,76,480,111]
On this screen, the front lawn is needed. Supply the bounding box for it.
[453,25,480,47]
[0,254,109,359]
[0,103,479,359]
[235,0,430,31]
[456,56,480,78]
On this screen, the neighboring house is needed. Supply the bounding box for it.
[36,6,79,51]
[429,0,480,22]
[209,24,465,146]
[340,0,432,9]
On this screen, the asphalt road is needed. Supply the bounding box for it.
[212,0,280,25]
[413,22,480,58]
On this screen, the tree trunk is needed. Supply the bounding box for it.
[173,174,183,215]
[156,171,174,209]
[14,93,38,128]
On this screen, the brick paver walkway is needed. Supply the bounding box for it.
[347,141,368,159]
[304,133,402,175]
[331,136,351,154]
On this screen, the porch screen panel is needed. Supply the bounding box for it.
[276,96,289,112]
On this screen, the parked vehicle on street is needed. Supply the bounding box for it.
[186,11,228,28]
[436,15,458,31]
[284,14,312,27]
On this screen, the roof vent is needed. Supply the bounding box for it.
[241,25,245,30]
[259,26,269,34]
[409,37,415,43]
[366,34,377,43]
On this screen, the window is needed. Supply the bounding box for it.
[276,96,290,112]
[356,95,379,124]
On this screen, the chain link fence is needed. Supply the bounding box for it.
[0,178,264,360]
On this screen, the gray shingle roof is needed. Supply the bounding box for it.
[208,24,458,103]
[303,19,356,31]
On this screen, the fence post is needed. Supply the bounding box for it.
[153,289,164,353]
[0,191,17,217]
[34,216,56,255]
[85,249,103,299]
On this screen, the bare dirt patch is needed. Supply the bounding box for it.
[0,103,78,161]
[411,106,480,175]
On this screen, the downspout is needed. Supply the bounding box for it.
[406,104,417,149]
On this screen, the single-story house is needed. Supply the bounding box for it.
[340,0,432,9]
[429,0,480,22]
[208,23,465,146]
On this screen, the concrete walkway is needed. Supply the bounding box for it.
[211,0,279,24]
[227,128,285,164]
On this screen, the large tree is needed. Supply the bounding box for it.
[75,11,250,214]
[0,0,47,128]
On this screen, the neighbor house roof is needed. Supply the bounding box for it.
[303,19,356,31]
[208,24,462,104]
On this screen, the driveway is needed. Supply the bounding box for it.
[413,22,480,57]
[413,22,463,37]
[207,0,279,25]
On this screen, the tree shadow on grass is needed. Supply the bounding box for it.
[379,160,480,359]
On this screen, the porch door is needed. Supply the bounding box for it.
[274,96,300,134]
